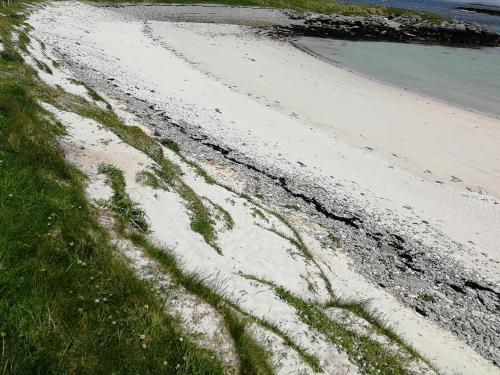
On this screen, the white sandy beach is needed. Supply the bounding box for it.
[26,2,500,373]
[30,3,500,282]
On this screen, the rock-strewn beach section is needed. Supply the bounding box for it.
[281,11,500,46]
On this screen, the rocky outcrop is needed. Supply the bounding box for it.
[279,12,500,47]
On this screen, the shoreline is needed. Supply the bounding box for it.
[291,38,500,122]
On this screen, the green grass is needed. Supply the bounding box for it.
[210,200,235,230]
[126,234,275,375]
[251,207,268,221]
[0,73,223,375]
[0,4,226,374]
[98,163,150,232]
[325,297,423,361]
[244,276,418,375]
[69,78,112,109]
[419,294,436,303]
[161,137,216,185]
[160,137,181,154]
[136,169,164,190]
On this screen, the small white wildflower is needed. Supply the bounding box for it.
[69,242,74,247]
[112,321,117,325]
[163,361,167,366]
[78,308,83,313]
[95,299,99,303]
[142,343,147,349]
[179,337,183,342]
[103,297,107,302]
[176,364,180,369]
[1,332,6,337]
[139,334,145,340]
[144,304,149,309]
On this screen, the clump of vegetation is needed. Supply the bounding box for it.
[127,235,275,375]
[34,57,52,74]
[284,203,300,211]
[420,294,436,303]
[161,136,216,184]
[98,163,150,232]
[211,200,235,230]
[326,297,422,360]
[69,78,112,109]
[244,275,424,374]
[136,169,162,189]
[251,207,268,221]
[160,137,181,153]
[327,232,341,247]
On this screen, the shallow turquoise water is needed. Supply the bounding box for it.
[295,38,500,118]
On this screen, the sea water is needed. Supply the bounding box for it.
[294,37,500,118]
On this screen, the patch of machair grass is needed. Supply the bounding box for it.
[0,4,226,374]
[243,275,427,375]
[98,163,150,232]
[35,76,221,252]
[0,63,224,375]
[126,234,275,375]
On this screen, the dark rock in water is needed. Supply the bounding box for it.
[455,6,500,17]
[279,11,500,47]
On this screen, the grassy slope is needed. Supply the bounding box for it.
[0,3,225,374]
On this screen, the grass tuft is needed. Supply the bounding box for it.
[419,294,436,303]
[98,163,150,232]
